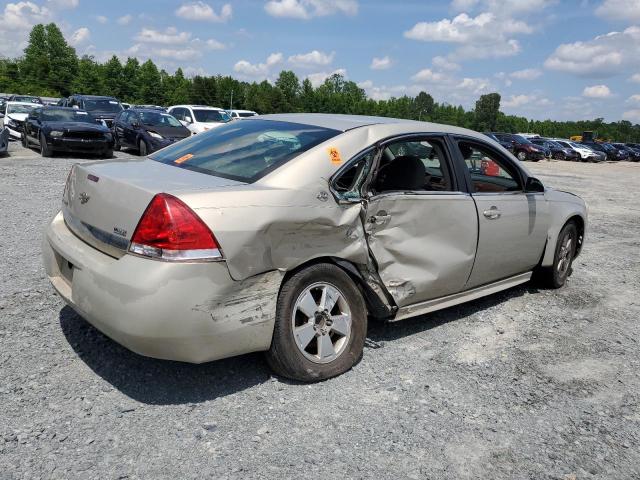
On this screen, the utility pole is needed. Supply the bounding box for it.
[229,89,233,110]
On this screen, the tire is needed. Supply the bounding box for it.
[102,148,113,159]
[535,221,578,289]
[113,135,121,151]
[266,263,367,382]
[517,151,527,161]
[40,133,52,157]
[21,131,28,148]
[138,139,148,156]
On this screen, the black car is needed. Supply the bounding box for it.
[483,132,514,152]
[488,133,546,161]
[113,108,191,156]
[8,94,43,105]
[59,95,123,129]
[613,143,640,161]
[22,106,114,158]
[0,127,8,156]
[531,138,577,160]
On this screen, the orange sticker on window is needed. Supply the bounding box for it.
[328,147,342,164]
[174,153,193,164]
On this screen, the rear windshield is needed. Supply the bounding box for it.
[82,99,123,112]
[193,109,231,123]
[150,119,340,182]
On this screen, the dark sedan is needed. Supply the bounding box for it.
[22,106,114,158]
[613,143,640,161]
[113,108,191,156]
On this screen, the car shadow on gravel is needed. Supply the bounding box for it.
[59,306,271,405]
[367,283,536,343]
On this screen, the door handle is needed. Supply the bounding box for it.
[483,206,501,219]
[368,214,391,225]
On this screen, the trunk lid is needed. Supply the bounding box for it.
[62,158,244,258]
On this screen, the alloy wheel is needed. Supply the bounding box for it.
[291,282,352,364]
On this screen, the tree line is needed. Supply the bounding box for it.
[2,23,640,142]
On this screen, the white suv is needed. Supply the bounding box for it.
[227,109,258,119]
[167,105,231,134]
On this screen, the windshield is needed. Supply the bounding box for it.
[150,119,340,182]
[513,135,532,144]
[139,111,183,127]
[82,99,123,113]
[7,104,36,114]
[193,109,231,123]
[41,109,96,123]
[12,96,41,104]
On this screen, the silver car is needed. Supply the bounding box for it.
[43,114,587,381]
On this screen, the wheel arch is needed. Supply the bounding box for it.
[279,256,395,320]
[540,212,586,267]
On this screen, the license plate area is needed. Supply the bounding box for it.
[54,249,74,287]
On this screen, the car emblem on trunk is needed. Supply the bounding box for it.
[78,192,90,204]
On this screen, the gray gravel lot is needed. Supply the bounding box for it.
[1,141,639,479]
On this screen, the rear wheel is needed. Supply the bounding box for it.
[40,133,52,157]
[266,263,367,382]
[535,221,578,289]
[138,139,148,156]
[517,151,527,161]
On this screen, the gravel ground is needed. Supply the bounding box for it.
[1,141,639,480]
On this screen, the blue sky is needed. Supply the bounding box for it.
[2,0,640,122]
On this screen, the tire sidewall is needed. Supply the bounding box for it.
[269,264,367,381]
[139,139,148,156]
[552,222,578,288]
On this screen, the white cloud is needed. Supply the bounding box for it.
[583,84,613,98]
[502,93,551,108]
[288,50,334,67]
[175,1,232,22]
[544,26,640,77]
[411,68,447,83]
[95,15,108,24]
[204,38,225,50]
[432,55,460,71]
[630,73,640,83]
[0,1,53,56]
[264,0,358,19]
[404,12,531,60]
[307,68,347,87]
[117,14,132,25]
[628,94,640,103]
[456,76,492,94]
[596,0,640,23]
[622,109,640,122]
[370,55,392,70]
[509,68,542,80]
[134,27,191,45]
[234,52,284,78]
[69,26,90,45]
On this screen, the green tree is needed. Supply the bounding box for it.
[137,60,162,103]
[474,93,501,131]
[102,55,123,99]
[275,70,300,111]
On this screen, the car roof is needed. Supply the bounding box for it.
[170,105,224,110]
[72,95,118,100]
[129,108,169,113]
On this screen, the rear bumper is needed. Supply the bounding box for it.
[43,211,279,363]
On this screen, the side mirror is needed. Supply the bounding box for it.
[525,177,545,193]
[184,116,193,124]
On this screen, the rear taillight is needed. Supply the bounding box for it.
[129,193,222,261]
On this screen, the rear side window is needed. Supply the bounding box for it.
[456,141,522,193]
[150,119,340,183]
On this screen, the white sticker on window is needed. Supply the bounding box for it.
[109,101,118,104]
[76,111,88,115]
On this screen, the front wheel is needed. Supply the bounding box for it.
[266,263,367,382]
[40,133,52,157]
[517,151,527,161]
[138,139,148,157]
[113,135,121,151]
[535,221,578,289]
[102,148,113,159]
[21,131,28,148]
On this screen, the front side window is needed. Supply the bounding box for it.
[457,141,521,193]
[150,119,340,183]
[332,150,374,201]
[374,138,453,193]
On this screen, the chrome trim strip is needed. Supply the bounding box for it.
[391,272,532,322]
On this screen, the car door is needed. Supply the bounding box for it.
[452,137,549,288]
[124,112,139,147]
[363,135,479,307]
[114,111,128,146]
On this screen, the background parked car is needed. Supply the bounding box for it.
[22,106,113,158]
[0,126,8,155]
[134,105,166,111]
[483,132,514,152]
[540,138,579,161]
[59,94,124,129]
[113,108,191,156]
[227,109,258,119]
[8,94,43,105]
[167,105,231,134]
[554,140,605,162]
[613,143,640,161]
[0,101,38,139]
[490,133,546,161]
